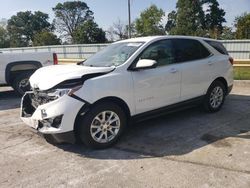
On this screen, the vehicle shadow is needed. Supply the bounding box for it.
[57,94,250,160]
[0,87,21,110]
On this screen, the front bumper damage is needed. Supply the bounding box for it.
[20,91,84,143]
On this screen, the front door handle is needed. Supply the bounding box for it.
[170,68,178,73]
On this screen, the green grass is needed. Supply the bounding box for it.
[234,67,250,80]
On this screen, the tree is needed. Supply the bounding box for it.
[33,30,61,46]
[165,11,177,34]
[106,27,115,42]
[220,26,235,40]
[112,19,128,40]
[53,1,93,41]
[7,11,51,47]
[172,0,205,36]
[72,20,106,44]
[0,26,10,48]
[0,18,7,28]
[203,0,226,39]
[107,19,136,41]
[234,13,250,39]
[135,5,165,36]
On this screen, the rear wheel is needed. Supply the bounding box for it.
[78,102,127,149]
[12,72,32,96]
[203,81,226,112]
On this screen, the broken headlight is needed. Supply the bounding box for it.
[47,85,83,98]
[47,79,83,98]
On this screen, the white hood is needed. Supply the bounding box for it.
[29,65,115,90]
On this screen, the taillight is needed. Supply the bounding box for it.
[53,53,58,65]
[229,57,234,65]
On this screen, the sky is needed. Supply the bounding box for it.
[0,0,249,30]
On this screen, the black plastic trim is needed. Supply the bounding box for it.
[43,131,76,144]
[70,94,91,105]
[131,96,205,122]
[27,128,76,144]
[81,72,111,83]
[227,85,233,95]
[53,79,83,89]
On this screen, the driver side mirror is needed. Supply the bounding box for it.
[133,59,157,70]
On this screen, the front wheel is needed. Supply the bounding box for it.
[78,102,127,149]
[203,81,226,112]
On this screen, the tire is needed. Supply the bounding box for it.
[78,102,127,149]
[12,72,32,96]
[203,80,226,113]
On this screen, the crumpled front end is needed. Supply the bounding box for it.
[20,88,84,139]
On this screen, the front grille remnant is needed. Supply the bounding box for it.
[31,89,58,108]
[22,89,58,118]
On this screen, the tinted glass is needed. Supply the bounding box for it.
[173,39,211,63]
[205,40,228,55]
[140,40,175,66]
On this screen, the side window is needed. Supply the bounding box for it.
[140,40,175,66]
[173,39,211,63]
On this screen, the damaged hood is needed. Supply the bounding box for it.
[29,65,115,90]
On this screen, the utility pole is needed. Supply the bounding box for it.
[128,0,131,38]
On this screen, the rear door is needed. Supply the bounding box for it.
[204,40,234,87]
[172,39,213,101]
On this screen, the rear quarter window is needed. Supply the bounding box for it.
[205,40,229,55]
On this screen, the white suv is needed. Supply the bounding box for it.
[21,36,234,149]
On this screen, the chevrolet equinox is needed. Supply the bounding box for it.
[21,36,234,149]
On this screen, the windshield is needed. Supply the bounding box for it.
[84,42,144,67]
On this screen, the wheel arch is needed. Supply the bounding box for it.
[73,96,131,134]
[211,77,229,94]
[5,61,42,84]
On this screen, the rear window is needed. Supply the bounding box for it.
[205,40,228,55]
[173,39,211,63]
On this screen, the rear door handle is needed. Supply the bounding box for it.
[170,68,178,73]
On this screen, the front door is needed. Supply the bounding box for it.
[131,39,181,114]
